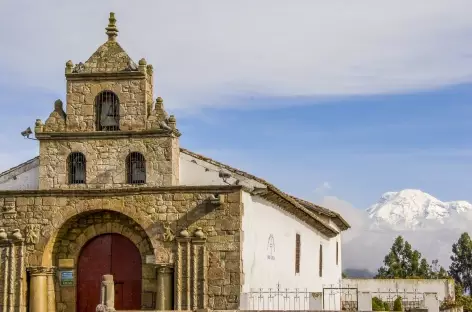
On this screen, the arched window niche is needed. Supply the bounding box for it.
[95,91,120,131]
[67,152,86,184]
[126,152,146,184]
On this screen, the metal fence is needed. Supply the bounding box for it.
[371,288,425,311]
[244,284,428,311]
[323,286,358,311]
[246,283,311,311]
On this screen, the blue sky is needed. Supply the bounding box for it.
[150,84,472,208]
[1,1,472,212]
[2,82,472,210]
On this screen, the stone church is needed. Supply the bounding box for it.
[0,13,350,312]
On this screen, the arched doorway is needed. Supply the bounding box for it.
[77,233,142,312]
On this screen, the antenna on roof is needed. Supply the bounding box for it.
[20,127,37,140]
[218,170,232,183]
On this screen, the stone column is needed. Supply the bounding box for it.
[28,267,52,312]
[46,269,56,312]
[191,235,207,310]
[175,235,191,310]
[156,265,174,310]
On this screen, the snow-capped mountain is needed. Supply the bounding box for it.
[367,189,472,229]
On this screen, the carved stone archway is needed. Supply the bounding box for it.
[28,209,168,312]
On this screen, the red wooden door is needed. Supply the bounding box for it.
[77,234,142,312]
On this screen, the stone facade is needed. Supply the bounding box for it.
[37,136,179,189]
[0,187,243,311]
[0,12,244,312]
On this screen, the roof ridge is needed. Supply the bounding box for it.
[180,148,347,233]
[0,156,39,178]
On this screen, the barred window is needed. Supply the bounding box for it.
[336,241,339,266]
[295,234,301,274]
[95,91,120,131]
[126,152,146,184]
[319,244,323,277]
[68,152,86,184]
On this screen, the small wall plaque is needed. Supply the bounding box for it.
[58,258,74,269]
[145,255,155,264]
[60,270,74,287]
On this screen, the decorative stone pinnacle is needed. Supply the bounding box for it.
[65,60,74,74]
[105,12,119,41]
[139,58,147,66]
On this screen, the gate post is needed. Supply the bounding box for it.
[358,291,372,311]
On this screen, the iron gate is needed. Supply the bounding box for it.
[322,286,358,311]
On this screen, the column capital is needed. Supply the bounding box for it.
[27,266,56,276]
[156,264,174,274]
[191,238,207,244]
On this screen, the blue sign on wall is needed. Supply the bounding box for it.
[60,270,74,286]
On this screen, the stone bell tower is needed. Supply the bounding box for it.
[35,12,180,189]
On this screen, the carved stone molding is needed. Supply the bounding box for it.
[25,224,41,245]
[1,198,16,218]
[174,231,208,311]
[162,222,175,242]
[27,266,56,276]
[156,264,174,275]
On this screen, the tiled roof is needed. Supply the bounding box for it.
[180,148,350,235]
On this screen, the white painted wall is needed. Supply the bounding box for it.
[241,192,342,309]
[181,152,344,309]
[0,162,39,190]
[342,278,455,302]
[179,152,265,189]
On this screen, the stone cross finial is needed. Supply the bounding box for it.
[105,12,118,41]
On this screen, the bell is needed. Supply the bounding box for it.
[101,116,118,127]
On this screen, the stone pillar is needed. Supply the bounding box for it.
[0,237,10,312]
[309,292,323,310]
[175,235,191,310]
[175,228,208,311]
[358,291,372,311]
[46,269,56,312]
[100,275,115,310]
[28,267,51,312]
[1,229,27,312]
[424,292,439,312]
[191,235,207,310]
[156,265,174,310]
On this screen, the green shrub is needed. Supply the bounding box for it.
[372,297,392,311]
[372,297,385,311]
[393,297,403,311]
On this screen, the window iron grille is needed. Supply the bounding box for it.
[295,234,300,274]
[319,244,323,277]
[126,152,146,184]
[95,91,120,131]
[68,152,86,184]
[336,241,339,265]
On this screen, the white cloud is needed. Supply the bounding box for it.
[315,181,332,194]
[1,1,472,109]
[322,195,469,273]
